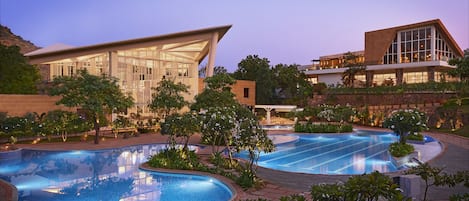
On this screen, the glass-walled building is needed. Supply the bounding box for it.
[304,19,464,86]
[26,25,232,115]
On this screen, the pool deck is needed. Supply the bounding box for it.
[3,126,469,201]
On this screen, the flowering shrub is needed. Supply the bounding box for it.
[383,109,428,144]
[316,104,355,123]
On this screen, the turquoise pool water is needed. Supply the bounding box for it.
[0,144,233,201]
[236,130,402,175]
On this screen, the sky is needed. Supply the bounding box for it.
[1,0,468,72]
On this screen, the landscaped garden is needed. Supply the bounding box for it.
[1,47,469,200]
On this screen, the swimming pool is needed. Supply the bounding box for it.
[0,144,233,201]
[236,130,402,175]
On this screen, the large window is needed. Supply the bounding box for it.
[403,72,428,84]
[435,31,455,61]
[398,27,432,63]
[373,73,396,86]
[383,26,458,64]
[383,37,398,64]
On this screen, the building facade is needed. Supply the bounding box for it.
[303,19,464,86]
[24,25,255,116]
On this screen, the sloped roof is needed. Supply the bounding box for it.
[25,43,74,56]
[364,19,464,65]
[26,25,232,64]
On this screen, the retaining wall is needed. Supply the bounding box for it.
[0,94,75,116]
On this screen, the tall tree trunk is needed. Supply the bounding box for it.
[94,115,100,144]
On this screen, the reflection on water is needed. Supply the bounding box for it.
[236,131,401,174]
[0,144,232,201]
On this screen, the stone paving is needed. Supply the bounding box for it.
[4,127,469,201]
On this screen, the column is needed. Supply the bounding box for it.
[366,71,374,87]
[431,26,436,61]
[427,66,435,82]
[206,32,219,77]
[108,51,118,77]
[396,69,404,85]
[397,31,401,63]
[265,107,272,125]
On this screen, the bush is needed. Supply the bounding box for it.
[236,169,256,189]
[311,171,407,201]
[311,183,344,201]
[280,194,307,201]
[147,148,202,170]
[407,133,424,141]
[389,142,415,157]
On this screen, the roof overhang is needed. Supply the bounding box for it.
[26,25,232,64]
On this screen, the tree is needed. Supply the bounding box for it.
[49,69,134,144]
[233,55,274,104]
[233,105,274,175]
[382,109,428,144]
[272,63,313,106]
[198,65,228,78]
[406,162,469,201]
[0,44,40,94]
[448,52,469,83]
[213,66,228,75]
[160,112,200,151]
[200,105,237,154]
[191,73,237,111]
[341,52,366,88]
[148,78,189,119]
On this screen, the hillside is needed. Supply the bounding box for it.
[0,25,39,54]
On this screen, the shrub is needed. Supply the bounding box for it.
[407,133,424,141]
[280,194,306,201]
[147,148,202,170]
[236,169,256,189]
[389,142,415,157]
[311,183,345,201]
[311,171,408,201]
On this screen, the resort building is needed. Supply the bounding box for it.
[303,19,464,86]
[23,25,254,116]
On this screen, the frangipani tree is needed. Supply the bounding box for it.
[49,70,134,144]
[200,106,237,155]
[233,105,274,175]
[383,109,428,144]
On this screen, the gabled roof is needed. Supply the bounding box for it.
[364,19,464,65]
[26,25,232,64]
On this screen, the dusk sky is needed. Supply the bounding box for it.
[1,0,468,72]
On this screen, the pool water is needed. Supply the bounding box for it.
[236,130,400,175]
[0,144,233,201]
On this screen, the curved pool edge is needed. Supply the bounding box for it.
[0,178,18,201]
[259,130,445,175]
[139,163,239,201]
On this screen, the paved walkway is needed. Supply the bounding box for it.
[5,127,469,201]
